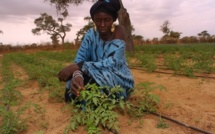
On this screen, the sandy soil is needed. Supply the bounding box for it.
[1,61,215,134]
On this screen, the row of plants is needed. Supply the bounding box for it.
[127,43,215,77]
[0,55,28,134]
[5,52,65,102]
[0,42,79,53]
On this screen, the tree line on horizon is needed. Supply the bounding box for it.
[1,17,214,48]
[0,27,214,53]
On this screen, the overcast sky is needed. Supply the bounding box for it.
[0,0,215,45]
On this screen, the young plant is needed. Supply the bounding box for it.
[156,116,169,129]
[0,105,28,134]
[134,82,166,112]
[164,55,184,74]
[126,82,166,128]
[65,84,131,134]
[138,54,157,72]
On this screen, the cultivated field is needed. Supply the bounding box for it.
[0,43,215,134]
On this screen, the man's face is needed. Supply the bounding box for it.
[93,12,114,36]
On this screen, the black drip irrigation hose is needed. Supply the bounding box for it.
[131,105,212,134]
[130,66,215,79]
[150,111,212,134]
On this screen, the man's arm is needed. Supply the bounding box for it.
[58,63,80,82]
[113,25,126,41]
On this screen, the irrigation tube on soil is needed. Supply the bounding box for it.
[131,105,212,134]
[150,111,212,134]
[130,66,215,79]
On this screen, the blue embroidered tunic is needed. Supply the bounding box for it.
[67,28,134,98]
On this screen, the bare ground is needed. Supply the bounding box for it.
[1,61,215,134]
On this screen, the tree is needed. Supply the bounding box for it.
[160,20,182,44]
[198,30,211,43]
[160,20,182,39]
[118,0,134,52]
[160,20,171,36]
[32,13,72,45]
[198,30,210,38]
[0,30,3,45]
[169,31,181,39]
[51,33,60,46]
[180,36,198,43]
[133,34,143,45]
[45,0,135,52]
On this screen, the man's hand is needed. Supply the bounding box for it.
[70,76,84,96]
[58,64,79,82]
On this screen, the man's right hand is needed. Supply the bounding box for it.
[70,76,84,96]
[58,64,79,82]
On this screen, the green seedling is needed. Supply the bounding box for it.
[65,83,132,134]
[156,116,169,129]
